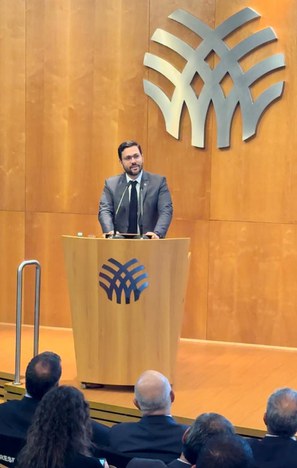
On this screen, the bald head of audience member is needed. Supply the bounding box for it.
[181,412,235,464]
[196,434,254,468]
[25,351,62,400]
[134,370,174,415]
[264,387,297,437]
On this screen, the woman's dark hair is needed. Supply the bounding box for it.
[16,385,93,468]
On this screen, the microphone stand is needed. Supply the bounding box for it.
[111,181,131,239]
[138,185,149,239]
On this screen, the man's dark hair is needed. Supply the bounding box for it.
[25,351,62,400]
[183,413,235,464]
[265,387,297,437]
[196,434,254,468]
[118,140,142,160]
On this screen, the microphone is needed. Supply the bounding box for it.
[112,181,131,238]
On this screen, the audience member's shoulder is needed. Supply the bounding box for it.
[170,417,188,431]
[91,420,110,446]
[0,398,23,413]
[0,399,20,408]
[110,421,136,432]
[250,436,297,448]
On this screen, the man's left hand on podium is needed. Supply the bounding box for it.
[145,232,160,239]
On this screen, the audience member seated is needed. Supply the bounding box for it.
[249,387,297,468]
[15,385,106,468]
[0,351,109,448]
[108,370,188,463]
[0,351,61,439]
[168,412,235,467]
[196,434,254,468]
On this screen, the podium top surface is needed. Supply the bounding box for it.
[62,235,191,241]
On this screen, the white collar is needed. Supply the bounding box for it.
[125,171,143,184]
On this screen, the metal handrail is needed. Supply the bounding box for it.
[14,260,41,385]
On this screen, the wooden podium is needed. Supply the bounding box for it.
[63,236,190,385]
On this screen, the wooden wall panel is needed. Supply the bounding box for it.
[211,0,297,223]
[26,0,149,215]
[24,212,100,327]
[147,0,215,221]
[0,0,25,211]
[0,212,25,322]
[208,221,297,346]
[170,220,209,339]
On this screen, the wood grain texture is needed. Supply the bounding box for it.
[0,212,25,322]
[0,1,25,211]
[208,221,297,346]
[63,236,190,385]
[25,0,149,215]
[147,0,215,221]
[24,212,101,327]
[170,220,210,339]
[211,0,297,222]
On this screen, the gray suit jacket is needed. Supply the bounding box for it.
[98,171,173,238]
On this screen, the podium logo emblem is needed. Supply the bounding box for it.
[99,258,149,304]
[143,7,285,148]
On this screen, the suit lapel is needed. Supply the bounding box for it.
[141,172,149,202]
[115,175,129,210]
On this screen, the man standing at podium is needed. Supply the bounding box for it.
[98,140,173,239]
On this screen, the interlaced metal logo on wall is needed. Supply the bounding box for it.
[99,258,149,304]
[143,8,285,148]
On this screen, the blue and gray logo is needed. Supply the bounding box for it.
[144,7,285,148]
[99,258,149,304]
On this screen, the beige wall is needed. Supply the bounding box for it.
[0,0,296,346]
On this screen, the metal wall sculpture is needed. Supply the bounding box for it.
[144,8,285,148]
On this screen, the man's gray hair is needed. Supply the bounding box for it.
[266,387,297,437]
[134,370,172,414]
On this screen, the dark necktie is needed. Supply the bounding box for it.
[128,181,138,234]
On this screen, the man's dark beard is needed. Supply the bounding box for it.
[125,164,143,176]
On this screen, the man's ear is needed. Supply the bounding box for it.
[134,398,141,410]
[170,390,175,403]
[263,412,267,426]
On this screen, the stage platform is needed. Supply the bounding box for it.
[2,323,297,437]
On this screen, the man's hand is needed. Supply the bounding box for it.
[145,232,160,239]
[104,231,115,238]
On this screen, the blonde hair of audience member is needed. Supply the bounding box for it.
[134,370,174,415]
